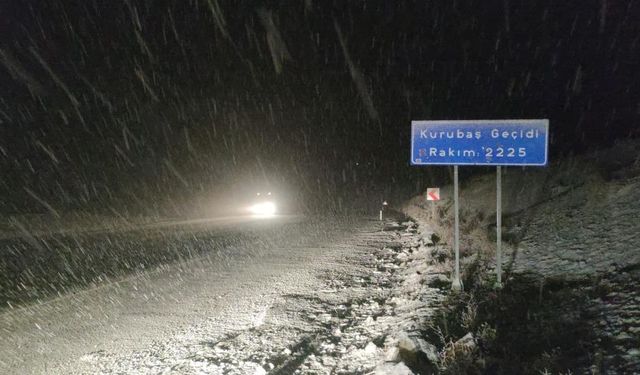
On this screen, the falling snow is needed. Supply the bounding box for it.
[1,1,639,374]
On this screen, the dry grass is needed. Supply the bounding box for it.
[439,338,476,374]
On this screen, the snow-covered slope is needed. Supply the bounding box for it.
[402,139,640,373]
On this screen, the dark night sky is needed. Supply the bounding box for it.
[0,0,638,215]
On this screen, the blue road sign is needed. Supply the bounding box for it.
[411,119,549,166]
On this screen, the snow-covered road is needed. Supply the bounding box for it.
[0,216,412,374]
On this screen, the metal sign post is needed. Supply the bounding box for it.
[410,119,549,292]
[452,166,463,291]
[496,166,503,288]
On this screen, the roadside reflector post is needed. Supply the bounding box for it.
[380,201,388,221]
[451,165,463,292]
[495,166,503,289]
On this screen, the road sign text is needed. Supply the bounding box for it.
[411,120,548,166]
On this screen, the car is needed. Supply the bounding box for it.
[248,191,277,216]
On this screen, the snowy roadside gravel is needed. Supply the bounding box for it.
[82,220,447,375]
[0,217,448,374]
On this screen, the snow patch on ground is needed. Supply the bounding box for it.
[402,141,640,373]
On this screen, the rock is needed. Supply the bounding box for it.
[375,362,415,375]
[384,223,408,232]
[614,332,633,342]
[415,338,439,364]
[319,313,332,322]
[320,355,337,367]
[386,241,404,251]
[385,346,401,362]
[431,247,449,262]
[396,331,439,373]
[253,364,267,375]
[626,348,640,357]
[427,274,450,288]
[364,342,378,354]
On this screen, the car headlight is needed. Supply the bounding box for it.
[248,201,277,216]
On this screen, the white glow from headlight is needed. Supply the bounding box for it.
[248,201,277,216]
